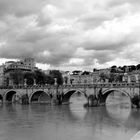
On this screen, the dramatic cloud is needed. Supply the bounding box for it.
[0,0,140,70]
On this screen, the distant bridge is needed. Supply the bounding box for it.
[0,83,139,105]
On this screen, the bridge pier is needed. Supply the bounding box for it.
[51,85,64,105]
[51,94,64,105]
[51,95,60,105]
[21,94,29,104]
[84,95,106,107]
[83,88,107,107]
[131,95,140,108]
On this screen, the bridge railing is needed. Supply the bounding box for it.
[0,82,139,90]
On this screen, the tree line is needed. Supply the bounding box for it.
[9,70,63,86]
[99,72,123,83]
[110,64,140,73]
[93,64,140,74]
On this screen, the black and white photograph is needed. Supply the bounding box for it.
[0,0,139,140]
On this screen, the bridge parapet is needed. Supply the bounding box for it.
[0,82,139,105]
[61,83,140,89]
[0,82,139,90]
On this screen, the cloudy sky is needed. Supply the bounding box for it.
[0,0,140,71]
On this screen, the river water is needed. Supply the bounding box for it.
[0,93,140,140]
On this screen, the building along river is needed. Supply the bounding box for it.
[0,92,139,140]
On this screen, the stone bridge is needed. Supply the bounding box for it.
[0,82,139,105]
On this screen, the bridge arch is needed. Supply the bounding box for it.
[5,90,16,102]
[29,90,51,103]
[101,88,131,104]
[63,89,85,103]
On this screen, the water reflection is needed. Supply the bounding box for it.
[106,92,131,122]
[69,93,87,120]
[125,109,140,130]
[0,95,139,140]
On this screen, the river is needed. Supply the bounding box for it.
[0,93,139,140]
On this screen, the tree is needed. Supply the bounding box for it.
[10,70,24,85]
[118,74,123,82]
[99,72,109,82]
[49,70,63,85]
[110,65,117,73]
[34,70,46,85]
[109,73,116,82]
[93,68,98,72]
[111,65,117,69]
[129,65,136,71]
[63,76,68,84]
[81,71,91,75]
[24,72,35,86]
[136,64,140,70]
[122,65,127,73]
[45,75,55,85]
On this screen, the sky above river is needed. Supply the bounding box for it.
[0,0,139,71]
